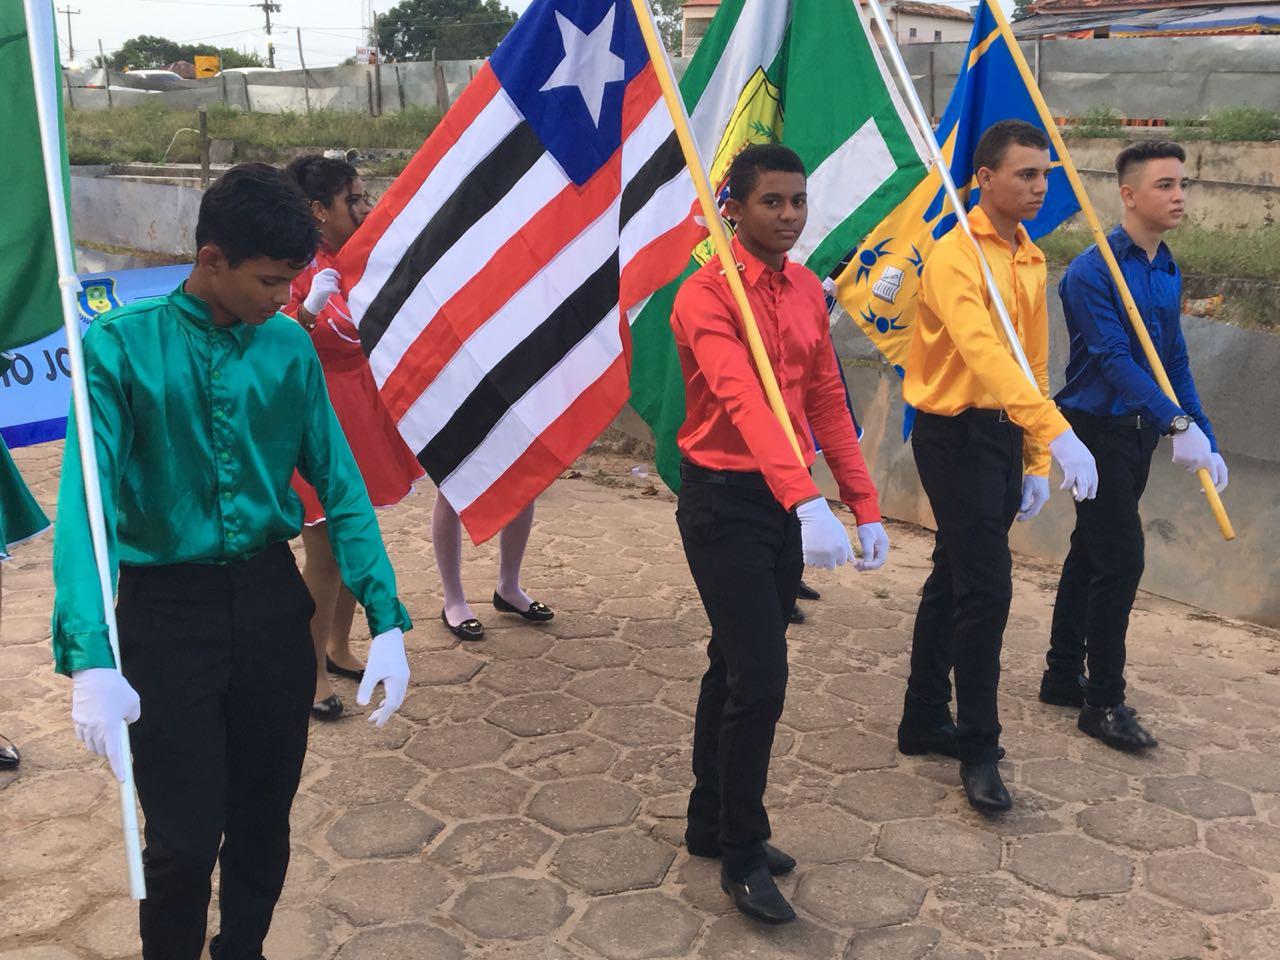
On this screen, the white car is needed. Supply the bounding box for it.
[124,69,185,88]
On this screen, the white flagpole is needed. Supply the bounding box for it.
[21,0,146,900]
[859,0,1039,388]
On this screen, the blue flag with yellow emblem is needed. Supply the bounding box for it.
[833,0,1079,437]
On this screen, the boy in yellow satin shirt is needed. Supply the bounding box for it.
[896,120,1098,813]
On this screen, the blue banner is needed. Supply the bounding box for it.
[0,264,193,448]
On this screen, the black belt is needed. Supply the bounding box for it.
[680,459,771,491]
[1063,408,1151,431]
[964,408,1013,423]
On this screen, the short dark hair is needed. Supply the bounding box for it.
[1115,140,1186,183]
[973,120,1050,173]
[195,162,319,268]
[287,154,359,206]
[727,143,806,202]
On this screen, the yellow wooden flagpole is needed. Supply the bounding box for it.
[984,0,1235,541]
[627,0,806,466]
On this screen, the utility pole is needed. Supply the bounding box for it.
[252,1,282,68]
[57,6,81,62]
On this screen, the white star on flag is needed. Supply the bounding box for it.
[539,6,625,127]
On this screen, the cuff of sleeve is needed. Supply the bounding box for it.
[848,497,882,526]
[365,599,413,637]
[779,477,824,513]
[1026,403,1072,450]
[53,631,118,677]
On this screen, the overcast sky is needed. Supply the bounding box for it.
[69,0,539,71]
[69,0,983,71]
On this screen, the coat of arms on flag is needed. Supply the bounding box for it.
[337,0,706,543]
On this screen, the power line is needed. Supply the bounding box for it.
[251,1,282,67]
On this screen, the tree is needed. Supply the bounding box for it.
[375,0,518,62]
[100,35,264,71]
[1012,0,1034,19]
[651,0,683,53]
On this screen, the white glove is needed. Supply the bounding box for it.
[796,498,855,570]
[71,668,141,783]
[854,522,890,572]
[302,267,341,317]
[357,628,410,727]
[1048,429,1098,501]
[1204,452,1229,493]
[1016,475,1051,522]
[1171,422,1213,474]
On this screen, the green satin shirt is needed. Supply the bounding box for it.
[51,285,411,675]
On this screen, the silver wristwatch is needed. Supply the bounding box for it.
[1169,414,1192,435]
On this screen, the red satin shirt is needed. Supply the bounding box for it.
[671,238,881,525]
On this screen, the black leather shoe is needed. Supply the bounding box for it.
[325,655,365,681]
[442,609,485,641]
[1078,704,1157,751]
[1039,670,1086,707]
[720,866,796,924]
[788,605,805,625]
[960,762,1012,813]
[0,734,19,769]
[493,592,555,622]
[796,580,821,601]
[688,841,796,876]
[311,694,343,721]
[899,721,1005,761]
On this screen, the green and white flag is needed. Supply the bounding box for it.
[0,0,70,354]
[628,0,928,490]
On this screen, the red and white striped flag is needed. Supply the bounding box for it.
[339,0,703,543]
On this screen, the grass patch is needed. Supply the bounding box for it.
[66,104,441,167]
[1039,223,1280,281]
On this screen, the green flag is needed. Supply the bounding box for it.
[627,0,928,490]
[0,1,71,354]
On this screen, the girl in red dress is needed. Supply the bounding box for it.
[286,156,425,719]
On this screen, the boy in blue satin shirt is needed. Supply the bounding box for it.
[1041,141,1227,751]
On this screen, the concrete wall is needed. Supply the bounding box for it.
[71,175,199,257]
[812,278,1280,627]
[889,13,973,45]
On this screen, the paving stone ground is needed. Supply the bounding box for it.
[3,441,1280,959]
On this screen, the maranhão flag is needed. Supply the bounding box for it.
[338,0,705,543]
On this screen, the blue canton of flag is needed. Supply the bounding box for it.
[491,0,651,186]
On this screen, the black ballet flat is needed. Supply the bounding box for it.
[441,609,485,640]
[0,735,19,769]
[311,694,343,721]
[492,592,555,622]
[325,655,365,681]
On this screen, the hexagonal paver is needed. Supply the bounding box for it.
[547,639,638,670]
[77,898,139,959]
[263,904,338,960]
[636,647,707,681]
[422,767,532,819]
[780,692,859,732]
[504,732,620,781]
[1078,799,1198,852]
[1067,895,1206,960]
[478,658,574,695]
[770,805,874,864]
[1219,913,1280,960]
[0,771,104,821]
[335,924,465,960]
[934,875,1059,946]
[429,818,556,875]
[598,597,679,621]
[528,778,641,833]
[305,712,412,759]
[572,892,702,960]
[1008,834,1132,897]
[796,728,897,772]
[1144,775,1255,819]
[698,915,843,960]
[311,756,423,807]
[877,820,1001,877]
[844,925,940,959]
[488,693,594,737]
[546,615,620,640]
[321,861,452,926]
[0,879,90,939]
[451,877,571,939]
[1200,751,1280,793]
[619,619,703,650]
[591,705,689,747]
[400,685,498,724]
[567,668,665,706]
[1206,821,1280,872]
[472,943,587,960]
[0,817,105,880]
[1020,759,1128,803]
[834,771,947,821]
[404,720,514,769]
[325,800,443,859]
[794,862,926,928]
[827,671,904,707]
[996,951,1095,960]
[410,646,485,684]
[553,830,676,894]
[1145,851,1271,914]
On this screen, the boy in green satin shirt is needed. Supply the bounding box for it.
[52,163,412,960]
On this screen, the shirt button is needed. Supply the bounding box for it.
[220,452,230,462]
[223,491,232,501]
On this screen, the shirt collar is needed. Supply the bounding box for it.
[967,205,1045,264]
[1110,225,1174,271]
[171,284,257,350]
[731,235,795,288]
